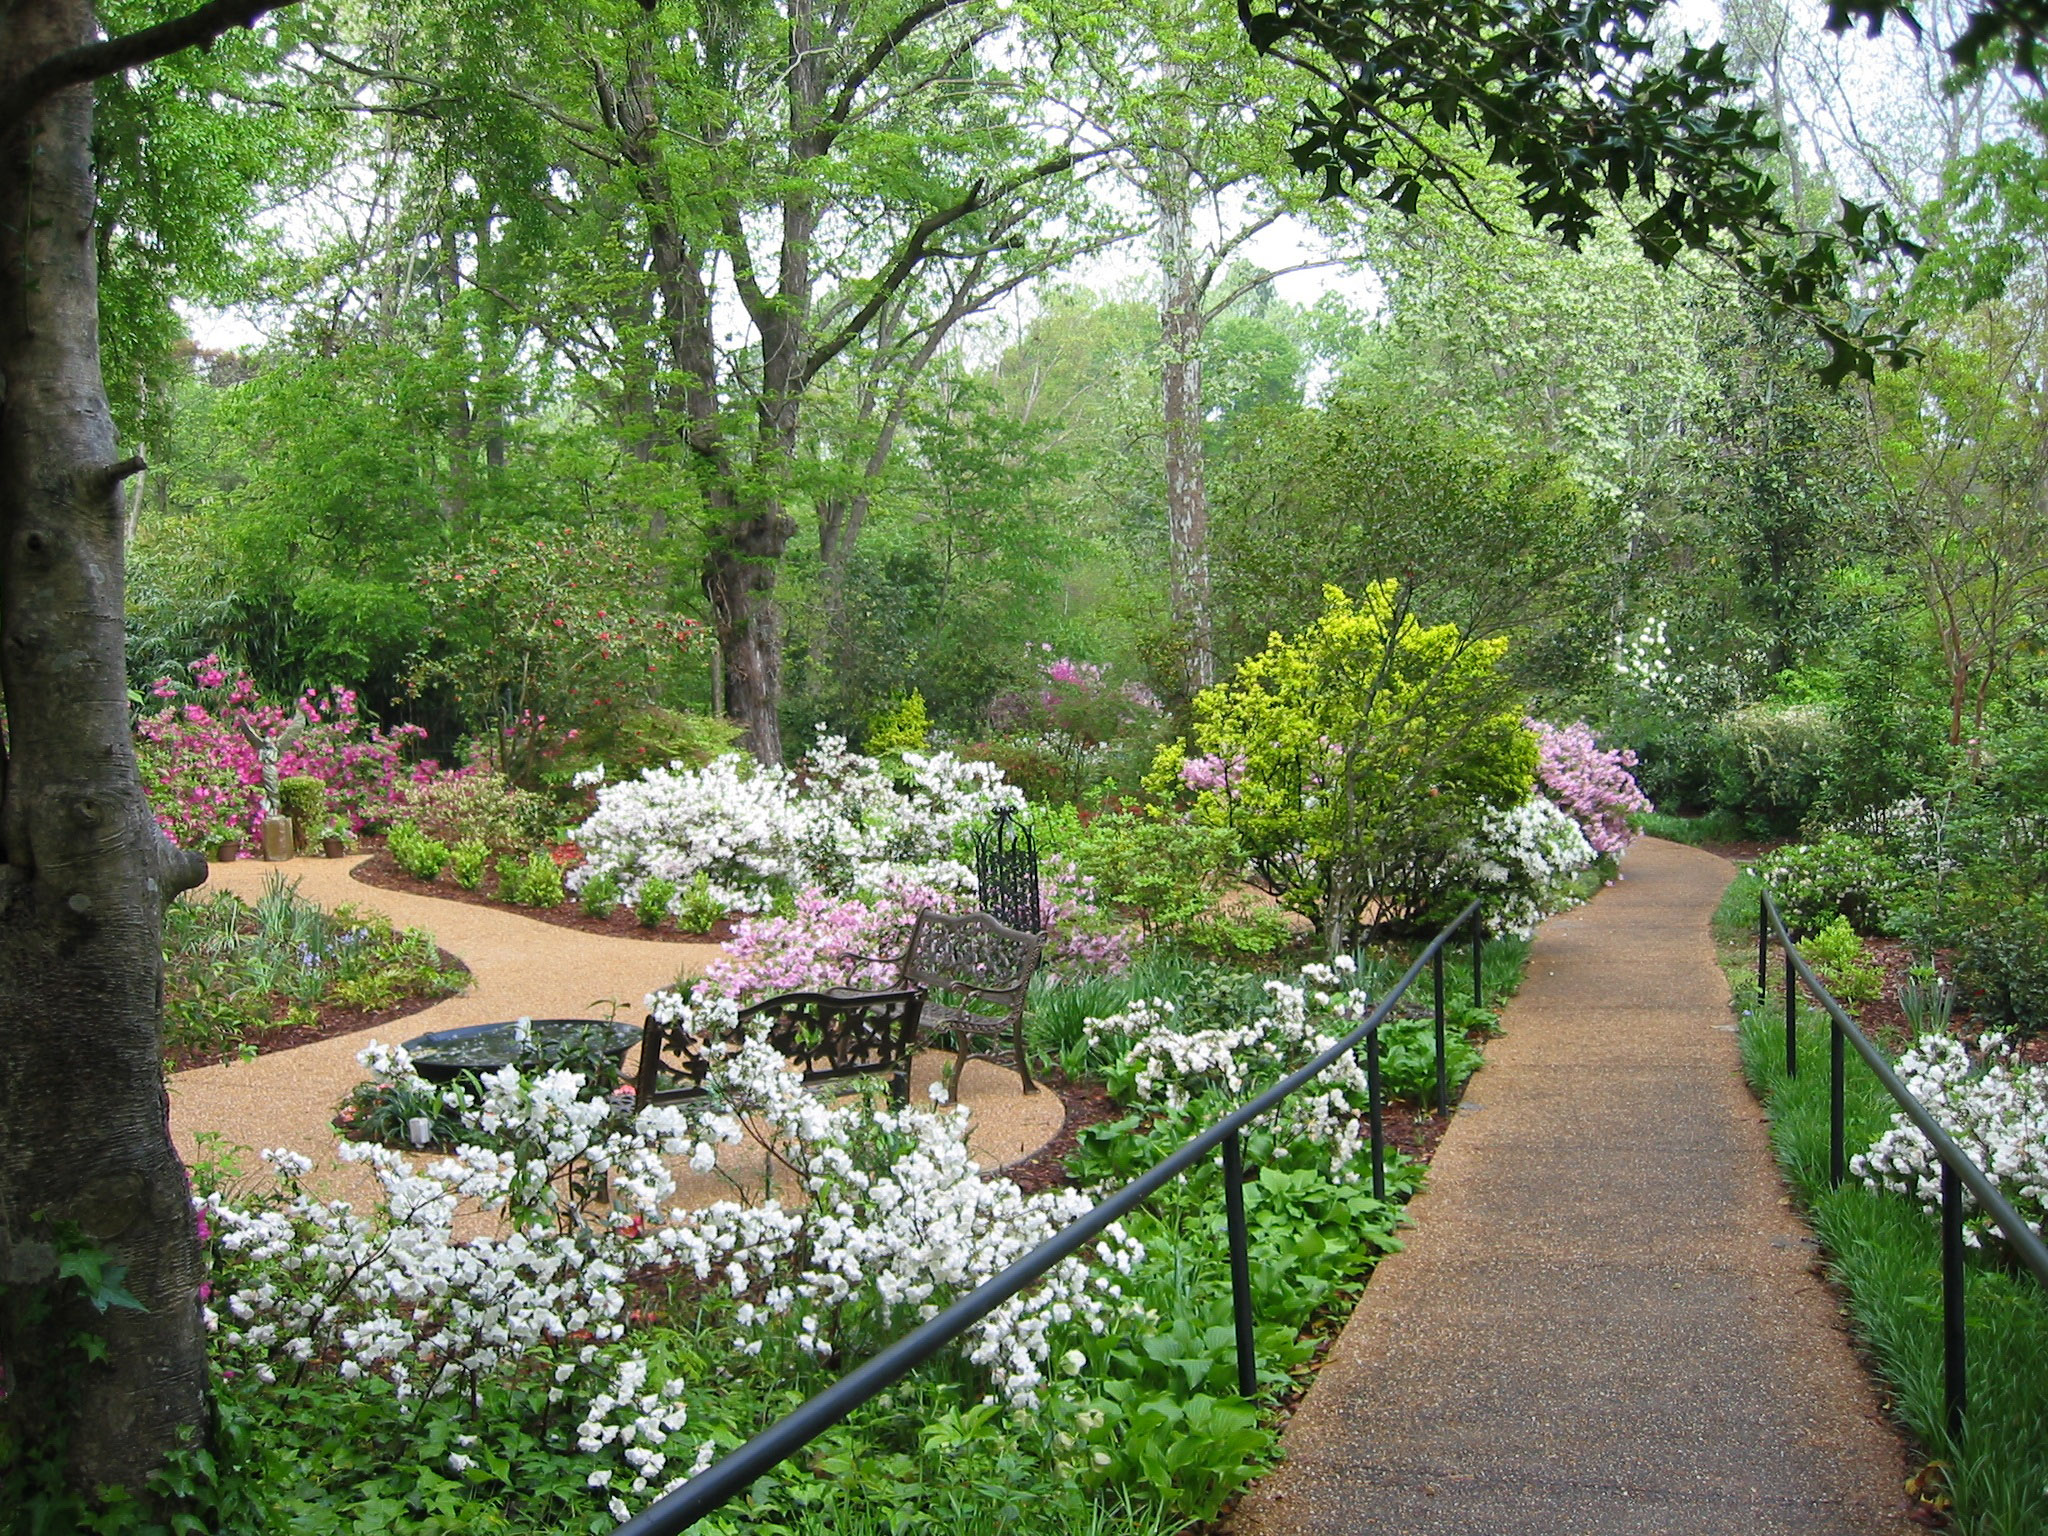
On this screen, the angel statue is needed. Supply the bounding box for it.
[237,716,307,820]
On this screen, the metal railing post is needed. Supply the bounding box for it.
[1757,892,1769,999]
[1784,943,1798,1078]
[1222,1129,1257,1399]
[1367,1026,1385,1201]
[1469,912,1483,1010]
[1942,1163,1967,1442]
[1432,945,1448,1113]
[1829,1019,1845,1189]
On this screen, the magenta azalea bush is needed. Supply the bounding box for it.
[136,655,432,848]
[1529,719,1651,857]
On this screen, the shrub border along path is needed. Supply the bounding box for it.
[166,856,1065,1208]
[1229,838,1916,1536]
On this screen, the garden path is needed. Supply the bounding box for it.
[1230,838,1917,1536]
[165,855,1065,1207]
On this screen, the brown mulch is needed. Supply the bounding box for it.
[1703,837,1790,865]
[350,848,736,945]
[1001,1074,1122,1195]
[163,948,472,1073]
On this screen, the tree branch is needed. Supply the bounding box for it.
[0,0,304,130]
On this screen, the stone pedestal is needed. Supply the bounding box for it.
[260,815,295,862]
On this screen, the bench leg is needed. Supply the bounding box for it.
[1011,1026,1036,1094]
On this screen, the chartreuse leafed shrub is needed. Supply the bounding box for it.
[1151,581,1536,951]
[1735,980,2048,1536]
[1799,916,1883,1006]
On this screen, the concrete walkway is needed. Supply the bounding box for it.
[1232,839,1914,1536]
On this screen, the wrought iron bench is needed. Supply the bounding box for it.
[633,988,925,1110]
[834,910,1043,1094]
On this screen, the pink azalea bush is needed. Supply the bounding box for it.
[135,655,432,848]
[1528,719,1651,857]
[699,862,1135,1004]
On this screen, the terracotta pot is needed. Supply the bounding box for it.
[323,837,347,858]
[212,840,241,863]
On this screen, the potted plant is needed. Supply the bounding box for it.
[210,817,243,862]
[319,816,353,859]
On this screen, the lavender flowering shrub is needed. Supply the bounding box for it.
[1529,718,1651,857]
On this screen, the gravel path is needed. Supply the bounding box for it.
[166,855,1064,1202]
[1229,838,1916,1536]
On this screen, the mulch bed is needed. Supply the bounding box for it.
[1854,938,2047,1068]
[1701,837,1789,865]
[350,847,736,945]
[163,948,472,1073]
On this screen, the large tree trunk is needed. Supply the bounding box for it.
[703,505,794,762]
[1158,178,1216,695]
[0,0,213,1500]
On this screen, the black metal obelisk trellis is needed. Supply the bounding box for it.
[973,805,1043,933]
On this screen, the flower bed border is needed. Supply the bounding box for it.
[349,845,733,945]
[163,946,471,1073]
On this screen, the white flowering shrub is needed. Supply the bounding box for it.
[1851,1032,2048,1248]
[1451,796,1597,939]
[1082,959,1374,1177]
[568,737,1020,916]
[202,1031,1141,1521]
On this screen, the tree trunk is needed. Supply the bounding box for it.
[1158,179,1216,695]
[702,506,794,762]
[0,1,212,1500]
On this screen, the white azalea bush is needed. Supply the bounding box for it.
[567,736,1020,918]
[1452,795,1597,939]
[1081,959,1374,1178]
[199,1031,1142,1526]
[1851,1031,2048,1248]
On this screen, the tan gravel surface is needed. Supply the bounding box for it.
[167,855,1064,1204]
[1230,838,1916,1536]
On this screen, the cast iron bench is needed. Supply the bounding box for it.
[833,909,1043,1094]
[633,988,926,1109]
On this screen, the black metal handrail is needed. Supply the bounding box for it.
[613,900,1486,1535]
[1755,887,2048,1440]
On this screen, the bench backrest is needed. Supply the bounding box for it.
[899,910,1043,1002]
[636,988,925,1108]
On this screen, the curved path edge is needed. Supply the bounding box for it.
[1229,838,1916,1536]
